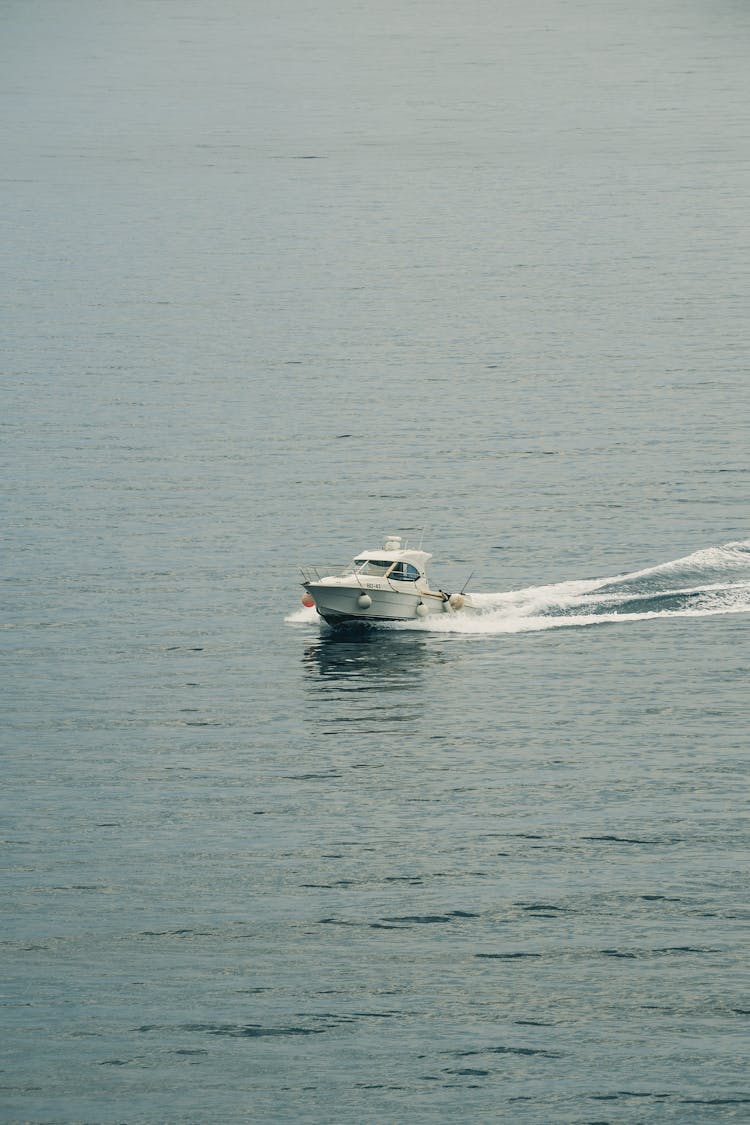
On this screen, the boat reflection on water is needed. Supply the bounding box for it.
[303,624,435,689]
[302,627,437,734]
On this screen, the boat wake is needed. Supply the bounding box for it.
[287,540,750,635]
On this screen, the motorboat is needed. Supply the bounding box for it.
[300,535,475,625]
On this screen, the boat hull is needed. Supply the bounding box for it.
[303,582,447,625]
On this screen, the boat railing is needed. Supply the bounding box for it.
[299,565,346,583]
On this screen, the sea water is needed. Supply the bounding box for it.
[2,1,750,1121]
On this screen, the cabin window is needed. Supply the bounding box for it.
[390,562,420,581]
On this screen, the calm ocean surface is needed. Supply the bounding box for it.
[3,1,750,1121]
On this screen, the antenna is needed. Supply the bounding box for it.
[418,525,428,550]
[460,570,474,594]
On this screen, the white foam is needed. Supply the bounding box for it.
[398,589,750,635]
[596,539,750,587]
[285,604,319,625]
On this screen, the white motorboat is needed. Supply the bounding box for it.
[300,535,475,625]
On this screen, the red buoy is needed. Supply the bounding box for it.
[301,593,315,608]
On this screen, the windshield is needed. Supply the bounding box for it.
[344,557,395,577]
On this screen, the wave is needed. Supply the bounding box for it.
[287,540,750,635]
